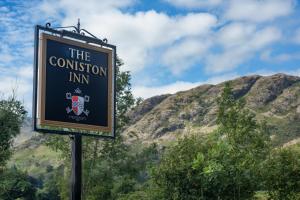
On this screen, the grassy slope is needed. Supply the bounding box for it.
[8,144,62,178]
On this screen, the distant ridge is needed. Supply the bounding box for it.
[124,73,300,146]
[16,74,300,148]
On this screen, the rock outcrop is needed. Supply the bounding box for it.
[124,74,300,145]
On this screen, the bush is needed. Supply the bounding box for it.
[263,148,300,200]
[0,167,36,200]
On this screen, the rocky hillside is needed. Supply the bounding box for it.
[9,73,299,181]
[15,73,300,147]
[124,73,300,146]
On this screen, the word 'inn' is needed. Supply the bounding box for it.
[48,48,107,85]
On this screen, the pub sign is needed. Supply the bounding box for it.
[35,33,115,136]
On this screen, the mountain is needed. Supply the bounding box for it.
[124,73,300,146]
[12,73,300,152]
[14,117,37,146]
[10,118,61,178]
[9,73,300,178]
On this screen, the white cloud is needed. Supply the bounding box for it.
[205,72,239,84]
[249,68,300,77]
[205,24,281,73]
[225,0,295,22]
[133,81,202,98]
[206,49,250,74]
[290,69,300,77]
[164,0,223,8]
[261,50,300,62]
[217,23,256,48]
[41,0,135,13]
[0,3,38,114]
[39,0,135,18]
[0,0,217,113]
[0,53,14,63]
[133,68,300,99]
[36,0,292,77]
[0,65,33,113]
[251,27,282,48]
[17,66,33,79]
[133,73,238,98]
[80,11,217,73]
[40,0,217,73]
[294,28,300,44]
[0,77,31,98]
[0,44,15,63]
[162,38,211,75]
[1,0,297,112]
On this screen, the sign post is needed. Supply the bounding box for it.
[70,22,83,200]
[71,134,82,200]
[33,20,116,200]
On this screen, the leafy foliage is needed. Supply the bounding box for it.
[0,167,36,200]
[0,95,26,168]
[262,148,300,200]
[35,167,63,200]
[145,82,272,200]
[3,71,300,199]
[44,57,159,200]
[0,96,34,200]
[115,58,136,129]
[151,136,208,200]
[42,80,298,200]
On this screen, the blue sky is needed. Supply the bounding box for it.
[1,0,300,113]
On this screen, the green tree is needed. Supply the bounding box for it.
[0,167,36,200]
[217,82,270,156]
[81,57,140,200]
[0,95,26,168]
[36,168,62,200]
[149,82,271,200]
[206,82,271,199]
[115,58,136,129]
[262,147,300,200]
[151,135,209,200]
[46,57,158,200]
[0,96,32,199]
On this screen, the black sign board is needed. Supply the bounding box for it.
[34,32,115,137]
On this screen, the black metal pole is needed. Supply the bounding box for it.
[71,134,82,200]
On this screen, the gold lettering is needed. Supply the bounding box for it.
[69,72,72,82]
[69,48,76,58]
[86,64,92,73]
[91,65,99,75]
[49,56,57,66]
[57,58,66,68]
[74,60,78,71]
[48,52,107,82]
[79,62,85,72]
[82,74,89,84]
[74,61,79,71]
[69,72,89,85]
[85,52,90,62]
[73,72,81,83]
[76,50,84,60]
[66,59,74,70]
[99,67,107,77]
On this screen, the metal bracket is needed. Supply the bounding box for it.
[45,19,108,43]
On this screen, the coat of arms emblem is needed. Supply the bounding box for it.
[66,88,90,116]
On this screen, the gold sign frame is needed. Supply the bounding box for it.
[36,33,114,134]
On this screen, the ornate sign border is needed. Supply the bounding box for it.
[33,25,116,138]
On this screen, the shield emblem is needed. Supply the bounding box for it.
[72,96,84,116]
